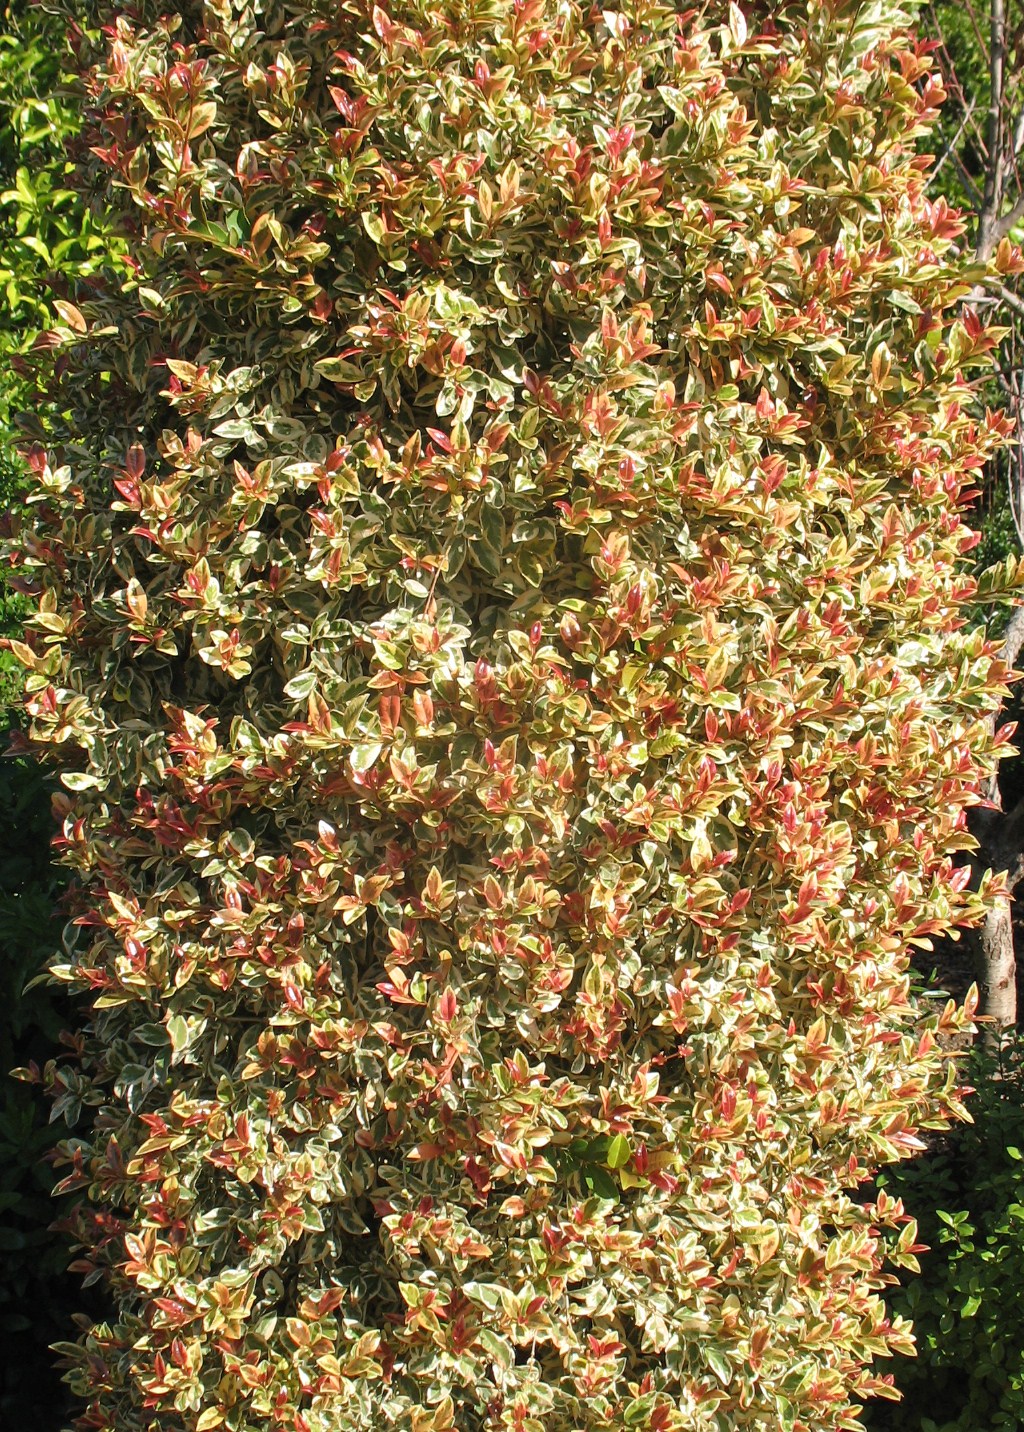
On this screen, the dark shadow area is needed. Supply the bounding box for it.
[863,1033,1024,1432]
[0,741,85,1429]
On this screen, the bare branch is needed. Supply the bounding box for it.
[983,277,1024,317]
[994,368,1018,399]
[1009,448,1024,549]
[972,604,1024,809]
[992,189,1024,245]
[934,61,991,160]
[966,0,995,59]
[1013,105,1024,154]
[933,0,992,81]
[952,148,985,209]
[977,0,1009,259]
[1000,601,1024,673]
[930,97,980,186]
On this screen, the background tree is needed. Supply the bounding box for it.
[923,0,1024,1031]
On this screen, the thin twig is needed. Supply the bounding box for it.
[952,148,985,208]
[977,0,1008,260]
[983,278,1024,318]
[1013,104,1024,154]
[930,97,979,187]
[993,190,1024,245]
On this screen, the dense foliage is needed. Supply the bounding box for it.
[867,1035,1024,1432]
[0,0,109,465]
[9,0,1024,1429]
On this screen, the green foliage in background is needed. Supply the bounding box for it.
[867,1035,1024,1432]
[916,3,1024,596]
[0,0,108,431]
[921,0,992,219]
[0,1,103,1422]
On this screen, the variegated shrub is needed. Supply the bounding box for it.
[8,0,1024,1428]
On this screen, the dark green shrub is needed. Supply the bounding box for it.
[9,1,1024,1430]
[868,1035,1024,1432]
[0,744,74,1426]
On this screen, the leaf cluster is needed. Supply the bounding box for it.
[0,1,113,444]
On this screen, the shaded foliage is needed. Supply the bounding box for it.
[0,745,76,1427]
[866,1034,1024,1432]
[0,2,103,1423]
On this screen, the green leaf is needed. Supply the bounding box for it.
[582,1167,619,1201]
[605,1134,631,1170]
[361,211,386,244]
[349,742,383,772]
[167,1017,189,1055]
[704,1347,731,1383]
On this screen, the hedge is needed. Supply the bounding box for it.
[7,0,1024,1429]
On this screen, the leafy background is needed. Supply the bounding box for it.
[867,1034,1024,1432]
[0,1,102,1421]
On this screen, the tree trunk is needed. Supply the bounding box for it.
[967,606,1024,1038]
[926,0,1024,1037]
[976,0,1008,261]
[971,893,1018,1042]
